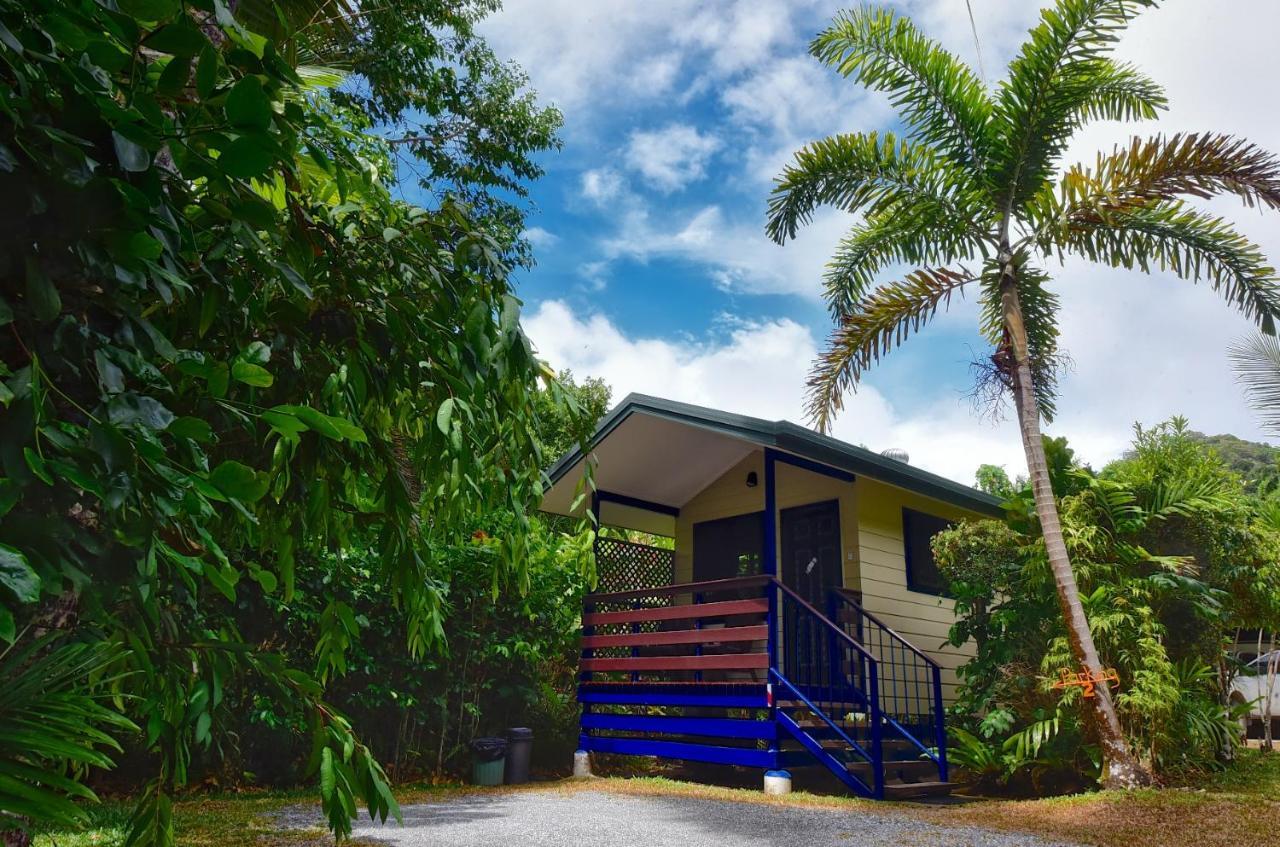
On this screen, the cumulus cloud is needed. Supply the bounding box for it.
[579,168,627,207]
[624,124,722,192]
[524,300,1026,485]
[521,227,559,249]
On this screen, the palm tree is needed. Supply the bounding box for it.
[767,0,1280,788]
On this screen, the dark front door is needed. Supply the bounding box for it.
[781,500,842,608]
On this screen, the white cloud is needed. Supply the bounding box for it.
[521,226,559,249]
[526,291,1277,489]
[579,168,626,207]
[481,1,828,116]
[597,202,854,299]
[577,260,610,292]
[525,300,1026,485]
[624,124,721,192]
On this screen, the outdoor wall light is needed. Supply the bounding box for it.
[746,471,758,488]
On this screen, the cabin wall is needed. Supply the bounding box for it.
[673,450,861,590]
[854,477,979,703]
[671,449,984,704]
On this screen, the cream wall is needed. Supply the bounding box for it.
[674,450,860,590]
[670,448,984,703]
[855,477,979,703]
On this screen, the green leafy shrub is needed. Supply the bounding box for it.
[937,420,1280,789]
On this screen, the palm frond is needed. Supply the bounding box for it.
[0,635,134,833]
[766,132,988,245]
[1230,332,1280,436]
[1033,133,1280,230]
[811,7,994,177]
[823,208,984,319]
[806,267,976,431]
[990,0,1160,209]
[1052,200,1280,332]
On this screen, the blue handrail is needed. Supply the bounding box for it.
[768,578,885,798]
[828,590,947,778]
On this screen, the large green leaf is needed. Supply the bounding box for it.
[208,461,268,502]
[219,136,275,178]
[24,258,60,322]
[231,360,274,387]
[111,131,150,173]
[0,543,39,603]
[226,76,273,131]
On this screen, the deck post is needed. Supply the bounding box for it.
[762,449,778,579]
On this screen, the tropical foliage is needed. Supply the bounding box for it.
[937,420,1280,789]
[0,1,567,843]
[767,0,1280,785]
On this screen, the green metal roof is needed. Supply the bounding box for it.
[546,393,1004,517]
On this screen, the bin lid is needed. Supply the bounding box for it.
[507,727,533,740]
[470,737,508,760]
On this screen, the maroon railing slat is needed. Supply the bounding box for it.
[581,653,769,672]
[584,574,770,604]
[583,598,768,627]
[582,624,767,650]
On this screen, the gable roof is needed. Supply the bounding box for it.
[544,393,1004,518]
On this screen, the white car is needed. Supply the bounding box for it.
[1230,650,1280,723]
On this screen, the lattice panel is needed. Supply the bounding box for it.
[595,537,674,594]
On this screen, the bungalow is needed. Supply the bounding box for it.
[540,394,1003,799]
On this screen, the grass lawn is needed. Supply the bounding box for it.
[31,751,1280,847]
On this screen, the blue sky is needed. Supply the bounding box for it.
[475,0,1280,483]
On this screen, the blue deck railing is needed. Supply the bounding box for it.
[576,574,946,795]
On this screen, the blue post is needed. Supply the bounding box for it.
[933,664,948,782]
[762,450,777,578]
[869,659,884,799]
[763,450,778,679]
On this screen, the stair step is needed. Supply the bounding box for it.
[776,700,868,715]
[847,759,938,780]
[813,738,916,752]
[883,780,954,800]
[789,716,869,730]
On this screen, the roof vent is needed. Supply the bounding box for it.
[880,447,910,464]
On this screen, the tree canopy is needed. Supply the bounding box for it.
[0,1,564,842]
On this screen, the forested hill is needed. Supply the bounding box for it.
[1190,431,1280,492]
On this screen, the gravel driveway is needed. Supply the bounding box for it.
[330,789,1078,847]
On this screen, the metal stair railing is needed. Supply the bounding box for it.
[768,578,883,798]
[828,589,947,781]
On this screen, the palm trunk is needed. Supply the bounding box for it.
[998,252,1152,789]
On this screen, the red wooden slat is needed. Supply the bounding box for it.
[583,598,767,627]
[580,653,769,672]
[582,624,767,650]
[585,574,768,604]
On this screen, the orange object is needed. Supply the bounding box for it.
[1051,667,1119,698]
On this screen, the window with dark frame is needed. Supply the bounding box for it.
[692,511,764,582]
[902,507,953,596]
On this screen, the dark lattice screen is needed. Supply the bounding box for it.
[592,537,677,659]
[594,537,675,594]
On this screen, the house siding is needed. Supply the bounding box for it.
[674,450,861,590]
[855,477,978,703]
[669,448,982,704]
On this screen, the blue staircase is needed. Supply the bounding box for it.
[577,576,951,799]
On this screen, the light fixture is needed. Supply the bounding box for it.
[746,471,758,488]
